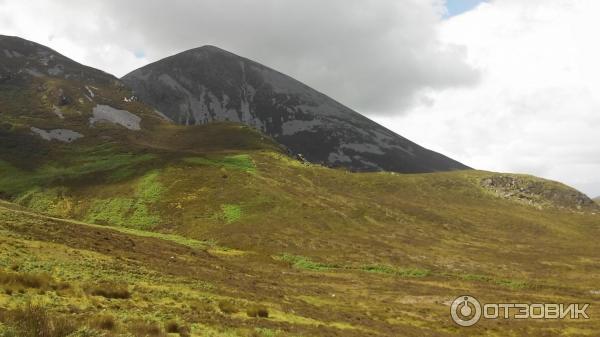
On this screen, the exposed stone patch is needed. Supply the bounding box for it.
[52,105,64,119]
[30,127,83,143]
[281,119,322,136]
[85,85,95,98]
[481,175,600,212]
[24,68,43,77]
[48,64,64,76]
[90,104,141,130]
[340,143,385,155]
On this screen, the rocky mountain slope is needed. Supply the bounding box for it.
[0,34,169,151]
[122,46,469,173]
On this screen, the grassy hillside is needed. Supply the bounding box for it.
[1,122,600,336]
[2,34,600,336]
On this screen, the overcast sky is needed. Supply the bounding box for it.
[1,0,599,197]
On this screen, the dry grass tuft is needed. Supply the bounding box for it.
[218,300,239,314]
[246,305,269,318]
[7,304,77,337]
[89,282,131,299]
[88,314,117,331]
[128,320,165,337]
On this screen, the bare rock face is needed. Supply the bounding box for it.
[123,46,469,173]
[481,175,600,212]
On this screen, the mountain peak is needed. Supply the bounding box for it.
[122,47,469,173]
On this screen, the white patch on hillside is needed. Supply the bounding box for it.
[30,127,83,143]
[90,105,141,130]
[340,143,385,155]
[52,105,64,119]
[328,151,352,164]
[23,68,43,77]
[2,49,22,58]
[85,86,95,98]
[281,119,322,136]
[47,65,64,76]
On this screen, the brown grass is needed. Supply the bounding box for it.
[89,314,117,331]
[218,300,239,314]
[89,282,131,299]
[127,320,165,337]
[6,304,77,337]
[165,320,181,333]
[0,269,53,289]
[246,305,269,318]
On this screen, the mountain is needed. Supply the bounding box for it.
[0,34,170,146]
[595,196,600,203]
[2,35,600,336]
[122,45,469,173]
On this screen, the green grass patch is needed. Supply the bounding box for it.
[458,273,492,282]
[276,254,339,271]
[135,170,164,202]
[85,198,160,230]
[361,264,430,278]
[0,146,156,197]
[14,187,64,215]
[84,171,165,229]
[220,204,242,224]
[495,279,528,289]
[94,225,217,250]
[183,154,256,173]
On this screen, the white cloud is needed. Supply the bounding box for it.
[0,1,149,77]
[376,0,600,196]
[0,0,477,115]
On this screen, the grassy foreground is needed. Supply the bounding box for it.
[2,33,600,336]
[0,122,599,335]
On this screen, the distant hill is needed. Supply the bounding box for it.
[122,45,470,173]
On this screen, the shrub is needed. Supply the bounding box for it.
[165,320,189,336]
[89,282,131,299]
[189,300,214,313]
[165,320,180,333]
[8,304,77,337]
[246,305,269,318]
[128,321,165,337]
[177,325,191,337]
[218,300,239,314]
[0,270,53,289]
[9,304,51,337]
[89,314,117,330]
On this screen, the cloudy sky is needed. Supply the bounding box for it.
[1,0,599,197]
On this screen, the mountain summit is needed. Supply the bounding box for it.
[123,46,469,173]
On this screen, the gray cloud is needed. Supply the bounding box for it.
[0,0,479,115]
